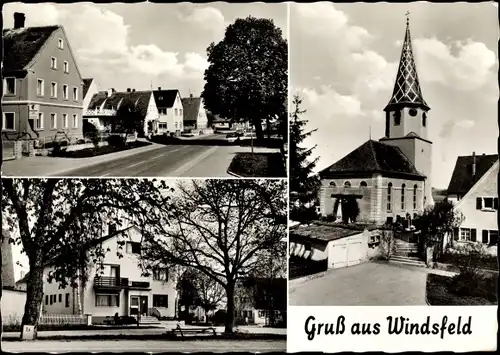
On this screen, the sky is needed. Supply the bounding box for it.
[290,2,498,189]
[3,2,287,98]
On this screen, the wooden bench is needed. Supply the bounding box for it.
[170,324,216,338]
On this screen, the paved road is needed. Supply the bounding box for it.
[289,262,428,306]
[3,339,286,353]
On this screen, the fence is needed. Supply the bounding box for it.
[39,314,86,325]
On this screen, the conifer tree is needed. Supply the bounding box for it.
[289,95,321,222]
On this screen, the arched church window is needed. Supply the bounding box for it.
[409,108,417,117]
[360,181,367,188]
[401,183,406,210]
[413,185,418,209]
[422,112,427,127]
[394,111,401,126]
[329,181,336,187]
[387,182,392,212]
[344,181,351,188]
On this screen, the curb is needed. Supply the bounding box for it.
[226,169,243,178]
[425,273,431,306]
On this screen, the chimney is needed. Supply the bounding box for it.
[14,12,25,29]
[158,87,161,91]
[472,151,476,178]
[107,88,114,97]
[127,88,131,92]
[132,89,135,92]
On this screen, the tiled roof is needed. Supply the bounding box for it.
[290,224,362,243]
[385,20,429,111]
[153,90,178,108]
[319,140,425,180]
[447,154,498,195]
[181,97,201,122]
[3,26,59,72]
[82,78,93,99]
[87,92,109,110]
[87,91,151,118]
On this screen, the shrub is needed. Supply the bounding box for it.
[448,243,491,278]
[379,229,396,260]
[290,205,318,224]
[107,134,127,147]
[448,272,497,303]
[83,120,100,148]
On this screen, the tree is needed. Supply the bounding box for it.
[82,120,100,148]
[139,179,287,333]
[194,270,225,322]
[177,269,201,322]
[113,99,143,135]
[202,16,287,141]
[379,227,396,260]
[1,178,168,339]
[289,95,321,222]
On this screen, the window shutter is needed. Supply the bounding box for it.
[476,197,482,210]
[471,229,477,242]
[453,228,459,241]
[494,197,499,210]
[482,230,489,244]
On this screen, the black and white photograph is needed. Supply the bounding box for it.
[1,178,287,352]
[288,2,498,306]
[1,2,287,178]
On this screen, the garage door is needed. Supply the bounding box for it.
[329,241,363,269]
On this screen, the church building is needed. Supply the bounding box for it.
[318,17,434,226]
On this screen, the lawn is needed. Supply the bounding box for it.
[228,152,286,177]
[53,141,151,158]
[289,255,327,280]
[426,273,497,305]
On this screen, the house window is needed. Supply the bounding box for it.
[401,184,406,210]
[63,85,69,100]
[63,61,69,73]
[413,185,417,209]
[175,122,178,129]
[95,294,120,307]
[459,228,477,242]
[37,79,44,96]
[58,294,62,303]
[153,268,168,281]
[108,223,117,235]
[51,82,57,98]
[258,310,266,318]
[50,295,53,305]
[180,109,183,116]
[65,293,70,307]
[175,108,178,116]
[5,77,16,95]
[344,181,351,188]
[477,197,499,211]
[50,113,57,129]
[394,111,401,126]
[484,198,494,209]
[360,181,367,188]
[36,113,44,130]
[3,112,15,130]
[489,230,499,246]
[126,241,141,254]
[159,108,167,115]
[422,113,427,127]
[58,38,64,49]
[51,57,57,69]
[73,87,78,101]
[73,114,78,128]
[304,244,311,251]
[63,114,68,129]
[329,181,336,187]
[387,182,392,212]
[153,294,168,308]
[45,295,48,305]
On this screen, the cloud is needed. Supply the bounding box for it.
[414,37,496,91]
[439,119,476,139]
[176,6,226,38]
[299,85,363,119]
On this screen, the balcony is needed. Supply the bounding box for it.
[94,276,129,290]
[128,281,151,289]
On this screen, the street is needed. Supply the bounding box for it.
[2,339,286,353]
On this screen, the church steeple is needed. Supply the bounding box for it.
[384,14,429,112]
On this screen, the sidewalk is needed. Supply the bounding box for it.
[1,143,163,177]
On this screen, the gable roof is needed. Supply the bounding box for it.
[447,154,498,196]
[3,26,59,73]
[319,140,425,180]
[181,97,201,122]
[87,91,151,117]
[82,78,94,99]
[153,90,179,108]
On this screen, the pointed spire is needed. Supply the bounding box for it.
[385,14,429,111]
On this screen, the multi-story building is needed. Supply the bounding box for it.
[446,152,498,253]
[2,12,84,145]
[181,94,208,132]
[152,88,184,136]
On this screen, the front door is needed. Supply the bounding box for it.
[130,296,139,316]
[140,296,148,316]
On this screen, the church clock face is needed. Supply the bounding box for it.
[409,108,418,117]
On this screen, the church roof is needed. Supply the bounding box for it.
[385,18,429,112]
[319,140,425,180]
[447,154,498,196]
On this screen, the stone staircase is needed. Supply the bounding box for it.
[137,315,161,325]
[390,239,426,267]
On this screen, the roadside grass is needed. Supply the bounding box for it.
[228,152,285,177]
[53,141,151,158]
[426,273,497,305]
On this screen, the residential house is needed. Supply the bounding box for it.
[2,12,84,146]
[152,88,184,136]
[445,152,498,253]
[181,94,208,132]
[318,19,432,227]
[1,230,27,323]
[84,88,159,137]
[18,224,177,324]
